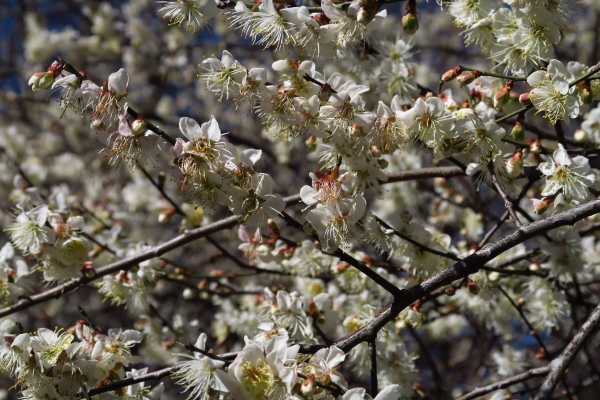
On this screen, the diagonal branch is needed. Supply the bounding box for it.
[534,301,600,400]
[457,367,549,400]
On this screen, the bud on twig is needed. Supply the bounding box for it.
[457,71,482,86]
[441,66,463,82]
[511,112,525,141]
[529,139,542,154]
[506,148,523,179]
[402,0,418,35]
[467,278,480,295]
[519,92,532,105]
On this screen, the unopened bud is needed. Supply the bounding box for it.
[581,80,593,105]
[457,71,482,86]
[529,139,542,154]
[91,119,105,131]
[445,286,456,296]
[441,66,463,82]
[467,278,480,295]
[401,9,418,35]
[357,6,377,25]
[158,208,176,224]
[494,80,514,109]
[511,112,525,141]
[506,148,523,179]
[305,135,317,152]
[28,72,55,91]
[182,288,196,299]
[370,145,381,157]
[130,117,146,136]
[378,158,388,169]
[300,374,317,397]
[532,196,554,215]
[336,262,350,272]
[83,261,96,278]
[519,92,532,105]
[574,129,587,142]
[516,298,526,308]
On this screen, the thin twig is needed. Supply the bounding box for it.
[457,367,549,400]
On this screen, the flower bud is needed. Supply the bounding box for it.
[467,278,480,295]
[445,286,456,296]
[28,72,55,91]
[511,113,525,141]
[357,6,377,25]
[506,148,523,179]
[158,208,175,224]
[300,374,317,397]
[529,139,542,154]
[91,119,105,131]
[83,261,96,278]
[305,135,317,152]
[182,288,196,299]
[457,71,482,86]
[494,80,514,109]
[130,117,147,136]
[441,66,463,82]
[581,80,593,105]
[574,129,587,142]
[378,158,388,169]
[532,196,554,215]
[519,92,532,105]
[401,0,418,36]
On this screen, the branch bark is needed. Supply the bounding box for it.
[457,367,549,400]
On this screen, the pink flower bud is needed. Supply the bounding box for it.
[441,66,463,82]
[519,92,532,105]
[457,71,482,86]
[506,148,523,179]
[529,139,542,154]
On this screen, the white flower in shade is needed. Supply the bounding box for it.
[230,173,285,234]
[173,333,239,400]
[158,0,221,32]
[0,333,30,376]
[530,74,579,125]
[539,144,596,203]
[455,117,506,155]
[270,290,313,340]
[343,384,403,400]
[199,51,246,101]
[492,344,529,377]
[174,115,232,177]
[280,6,338,59]
[30,328,74,367]
[305,346,348,389]
[582,104,600,144]
[123,368,165,400]
[306,194,367,251]
[448,0,494,28]
[6,205,55,254]
[512,8,560,57]
[230,343,275,399]
[403,97,455,158]
[229,0,295,51]
[94,328,143,369]
[321,0,387,51]
[84,69,129,129]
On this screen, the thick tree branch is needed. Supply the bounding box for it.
[86,367,173,397]
[534,301,600,400]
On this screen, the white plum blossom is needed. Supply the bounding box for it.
[539,144,596,203]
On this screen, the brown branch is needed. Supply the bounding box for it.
[457,367,549,400]
[86,367,173,397]
[534,301,600,400]
[279,211,402,297]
